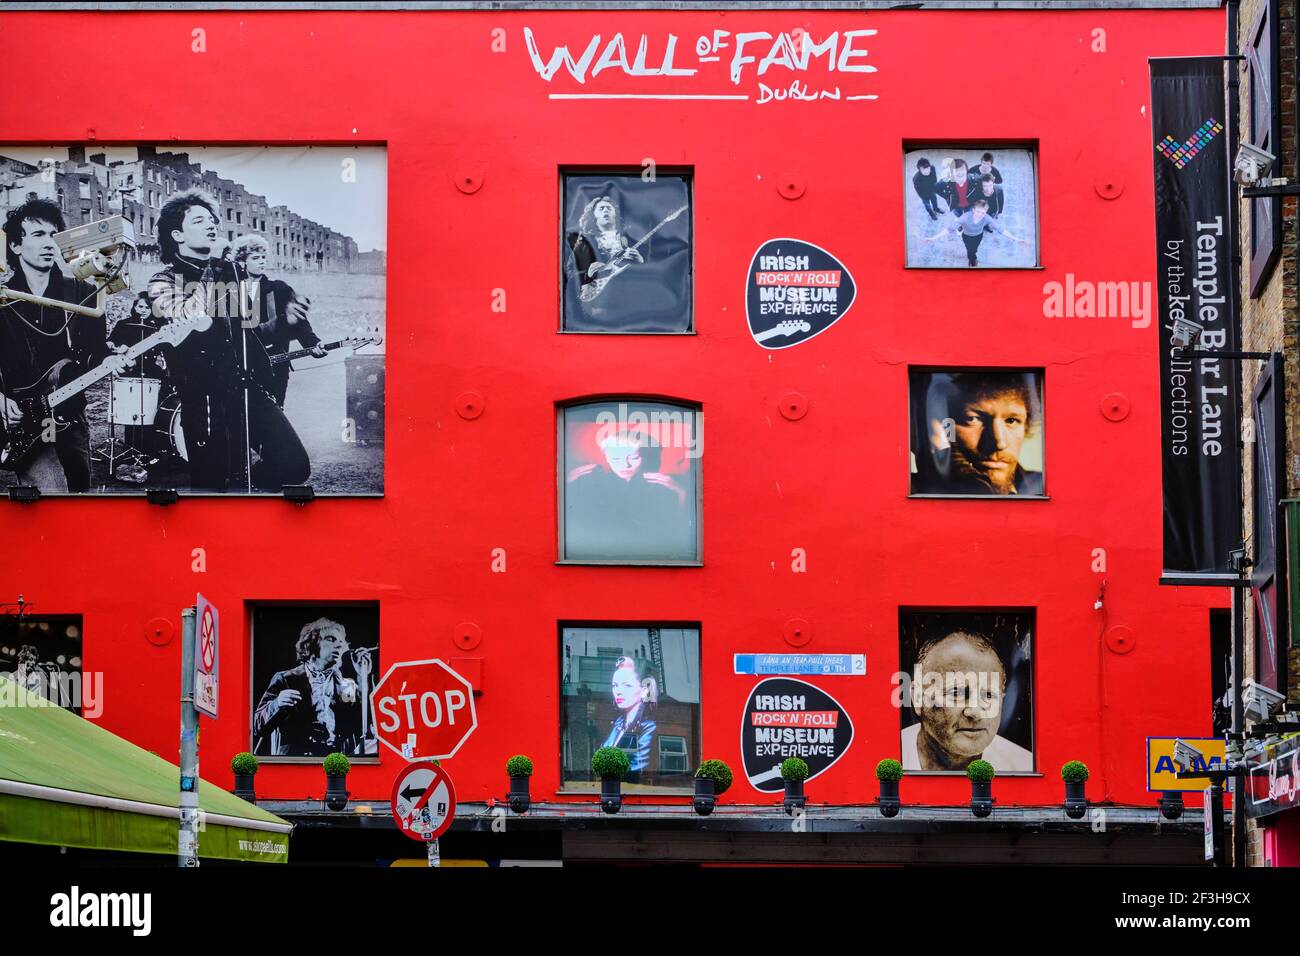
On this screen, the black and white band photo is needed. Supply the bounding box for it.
[0,145,386,495]
[562,173,692,333]
[904,147,1039,268]
[899,610,1034,774]
[910,368,1046,497]
[251,604,380,760]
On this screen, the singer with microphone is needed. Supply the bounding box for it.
[146,188,310,492]
[252,617,377,757]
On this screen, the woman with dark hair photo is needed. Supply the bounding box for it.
[602,656,658,774]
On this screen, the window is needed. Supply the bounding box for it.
[560,399,702,563]
[903,145,1039,268]
[899,610,1035,774]
[658,736,688,773]
[1246,0,1281,295]
[561,624,701,791]
[249,603,380,761]
[0,615,84,713]
[1251,357,1288,689]
[909,368,1046,497]
[561,170,693,333]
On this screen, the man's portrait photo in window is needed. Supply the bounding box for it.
[899,610,1035,774]
[909,369,1045,497]
[250,603,380,760]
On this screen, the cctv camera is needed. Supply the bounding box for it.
[54,215,135,261]
[1242,679,1287,722]
[1169,316,1203,349]
[1234,142,1276,187]
[1173,738,1206,772]
[55,216,135,295]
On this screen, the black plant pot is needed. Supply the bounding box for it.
[325,772,349,811]
[970,778,994,818]
[1064,779,1087,819]
[1159,790,1185,820]
[233,772,256,803]
[600,775,623,814]
[693,776,716,816]
[508,775,531,814]
[783,778,806,815]
[878,777,900,818]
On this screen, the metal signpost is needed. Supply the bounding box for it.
[180,595,219,867]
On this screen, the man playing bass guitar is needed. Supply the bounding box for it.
[147,188,310,492]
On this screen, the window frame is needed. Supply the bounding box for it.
[557,166,696,335]
[558,621,703,794]
[246,600,383,766]
[1246,0,1282,296]
[905,365,1049,500]
[556,396,704,566]
[900,141,1043,271]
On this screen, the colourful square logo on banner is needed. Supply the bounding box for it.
[1157,119,1224,169]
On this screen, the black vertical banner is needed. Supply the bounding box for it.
[1151,57,1242,584]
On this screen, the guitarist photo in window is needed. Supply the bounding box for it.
[231,234,326,408]
[147,189,310,492]
[563,176,692,333]
[0,200,131,492]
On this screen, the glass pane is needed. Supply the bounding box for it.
[899,611,1035,773]
[561,626,701,790]
[903,147,1038,268]
[562,173,692,332]
[562,400,700,561]
[250,604,381,759]
[0,615,84,713]
[909,369,1045,496]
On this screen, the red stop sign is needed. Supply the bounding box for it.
[369,659,478,761]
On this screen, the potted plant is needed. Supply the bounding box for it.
[506,754,533,814]
[876,758,903,818]
[967,759,995,818]
[693,759,733,816]
[323,752,351,811]
[591,747,630,814]
[231,752,258,803]
[780,757,809,814]
[1061,760,1089,819]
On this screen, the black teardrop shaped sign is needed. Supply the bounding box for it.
[741,677,855,793]
[746,238,856,349]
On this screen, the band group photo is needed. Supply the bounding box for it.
[0,145,386,495]
[905,147,1039,268]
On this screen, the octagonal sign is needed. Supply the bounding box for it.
[369,658,478,762]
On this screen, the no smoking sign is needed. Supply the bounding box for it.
[193,593,219,719]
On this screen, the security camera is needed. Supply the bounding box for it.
[1173,737,1206,772]
[1243,679,1287,722]
[54,215,135,261]
[1234,142,1276,186]
[54,216,135,295]
[1169,316,1203,349]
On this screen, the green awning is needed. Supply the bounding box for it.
[0,676,290,863]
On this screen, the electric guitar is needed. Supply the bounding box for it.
[579,204,690,303]
[269,330,383,367]
[0,314,212,473]
[753,320,813,344]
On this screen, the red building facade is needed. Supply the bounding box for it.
[0,3,1231,863]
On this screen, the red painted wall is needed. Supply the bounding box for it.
[0,7,1227,809]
